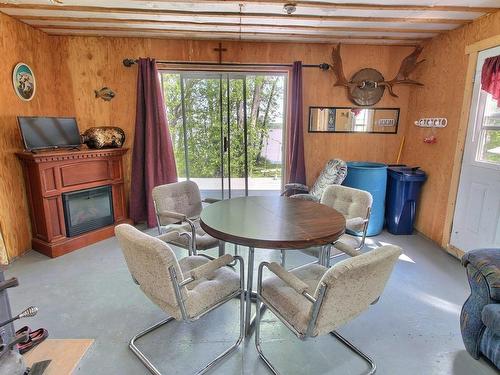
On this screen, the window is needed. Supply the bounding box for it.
[160,71,287,198]
[475,90,500,165]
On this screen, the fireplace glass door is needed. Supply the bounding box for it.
[62,185,114,237]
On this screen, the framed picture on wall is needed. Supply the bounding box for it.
[12,63,36,101]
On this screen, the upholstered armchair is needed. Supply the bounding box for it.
[115,224,244,375]
[282,159,347,202]
[152,181,225,257]
[255,245,401,374]
[460,248,499,370]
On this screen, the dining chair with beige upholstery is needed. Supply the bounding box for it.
[115,224,245,375]
[282,184,373,268]
[320,184,373,251]
[152,180,225,257]
[255,244,402,375]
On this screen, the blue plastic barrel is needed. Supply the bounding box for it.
[342,162,387,236]
[385,167,427,235]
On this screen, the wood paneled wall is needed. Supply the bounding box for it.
[0,13,74,263]
[6,10,497,260]
[0,26,412,260]
[403,11,500,246]
[63,38,412,202]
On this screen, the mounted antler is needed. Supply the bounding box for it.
[378,46,425,98]
[331,44,358,102]
[331,44,349,87]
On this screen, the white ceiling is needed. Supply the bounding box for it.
[1,0,499,45]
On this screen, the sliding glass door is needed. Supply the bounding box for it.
[161,71,286,199]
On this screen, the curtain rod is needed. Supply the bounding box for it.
[122,58,330,70]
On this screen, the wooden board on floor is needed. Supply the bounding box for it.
[24,339,93,375]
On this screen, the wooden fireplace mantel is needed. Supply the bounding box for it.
[16,147,132,258]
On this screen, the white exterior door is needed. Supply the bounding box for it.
[450,46,500,252]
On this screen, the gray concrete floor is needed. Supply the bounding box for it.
[5,230,498,375]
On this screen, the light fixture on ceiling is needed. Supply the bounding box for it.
[283,3,297,15]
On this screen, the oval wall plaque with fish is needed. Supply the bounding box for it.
[13,63,36,101]
[95,87,116,101]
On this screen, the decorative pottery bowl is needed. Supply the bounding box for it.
[81,127,125,149]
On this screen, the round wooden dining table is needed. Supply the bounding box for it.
[200,196,346,336]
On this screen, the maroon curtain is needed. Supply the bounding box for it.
[481,55,500,107]
[130,58,177,227]
[287,61,306,185]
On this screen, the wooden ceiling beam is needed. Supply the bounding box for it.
[0,4,470,24]
[35,24,426,41]
[131,0,498,13]
[19,15,441,34]
[40,28,421,45]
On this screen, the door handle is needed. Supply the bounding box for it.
[223,136,228,152]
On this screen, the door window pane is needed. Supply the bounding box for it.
[245,74,285,196]
[478,130,500,164]
[476,91,500,165]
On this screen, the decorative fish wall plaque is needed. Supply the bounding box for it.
[95,87,116,101]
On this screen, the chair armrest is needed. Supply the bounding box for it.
[157,210,187,222]
[284,183,309,191]
[334,241,362,257]
[346,217,366,229]
[267,262,310,295]
[202,198,221,204]
[282,183,309,196]
[290,194,319,202]
[482,304,500,335]
[282,183,309,194]
[189,254,234,280]
[157,230,183,242]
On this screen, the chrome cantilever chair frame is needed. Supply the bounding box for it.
[153,199,226,258]
[254,261,376,375]
[318,205,371,268]
[351,206,371,252]
[282,191,372,269]
[129,255,245,375]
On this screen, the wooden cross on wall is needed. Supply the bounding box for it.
[214,43,227,64]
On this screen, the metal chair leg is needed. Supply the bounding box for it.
[255,315,377,375]
[129,289,245,375]
[330,331,376,374]
[129,317,175,375]
[245,247,255,336]
[325,245,332,267]
[255,268,281,375]
[280,250,286,268]
[218,241,226,257]
[356,230,368,251]
[356,207,371,251]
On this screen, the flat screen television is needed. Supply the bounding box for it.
[18,116,81,151]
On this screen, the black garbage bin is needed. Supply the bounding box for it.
[385,166,427,235]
